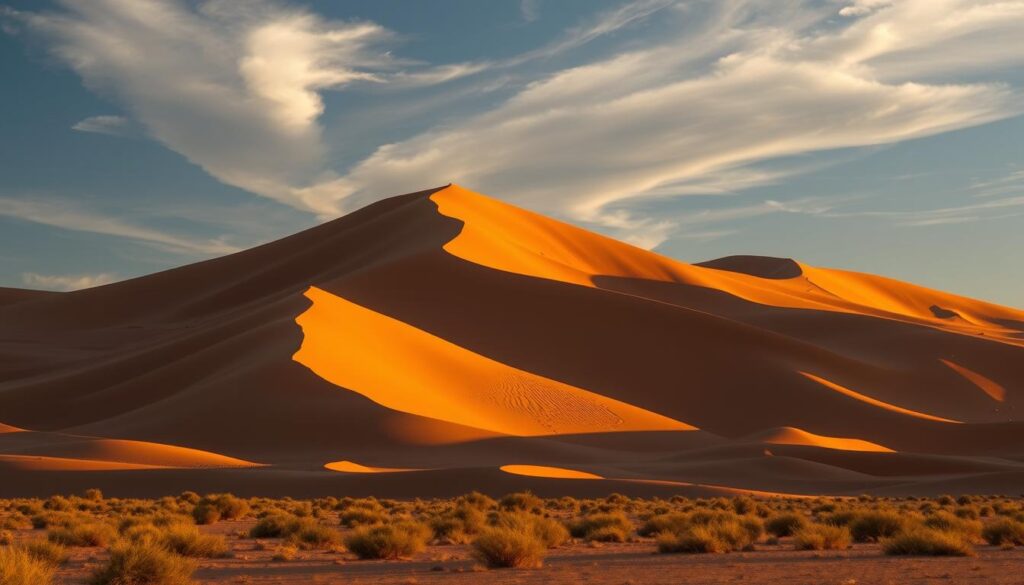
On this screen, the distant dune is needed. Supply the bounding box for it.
[0,184,1022,498]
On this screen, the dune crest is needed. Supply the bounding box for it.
[799,371,961,424]
[293,286,694,437]
[750,426,894,453]
[941,359,1006,402]
[324,460,420,473]
[499,465,603,480]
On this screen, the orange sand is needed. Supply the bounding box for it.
[751,426,894,453]
[941,359,1007,402]
[499,464,604,480]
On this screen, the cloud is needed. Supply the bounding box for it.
[0,197,239,255]
[328,0,1023,245]
[520,0,541,22]
[9,0,399,216]
[71,115,132,136]
[22,272,118,291]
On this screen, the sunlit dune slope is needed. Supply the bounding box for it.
[433,185,1024,342]
[500,464,604,480]
[0,183,1022,497]
[747,426,894,453]
[294,286,694,436]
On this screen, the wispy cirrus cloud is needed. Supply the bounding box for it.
[21,272,118,291]
[0,197,238,255]
[324,0,1024,247]
[71,115,134,137]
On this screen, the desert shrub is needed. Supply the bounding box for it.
[18,539,68,566]
[499,492,543,513]
[250,514,298,538]
[850,510,906,542]
[0,547,55,585]
[430,505,487,544]
[345,522,430,560]
[288,523,342,550]
[48,522,118,547]
[472,526,546,568]
[43,497,70,512]
[338,507,385,527]
[83,489,104,502]
[567,512,633,541]
[882,527,974,556]
[0,531,11,545]
[491,512,569,548]
[739,516,765,541]
[457,492,497,511]
[657,525,728,554]
[981,518,1024,546]
[924,512,982,538]
[190,503,220,526]
[766,512,808,537]
[639,512,690,537]
[271,545,298,562]
[178,492,200,505]
[793,524,851,551]
[161,524,230,558]
[90,541,195,585]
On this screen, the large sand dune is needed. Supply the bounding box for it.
[0,184,1021,497]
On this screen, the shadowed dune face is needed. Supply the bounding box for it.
[0,184,1023,497]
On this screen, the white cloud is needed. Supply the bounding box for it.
[10,0,397,216]
[71,115,132,136]
[0,197,239,255]
[325,0,1024,246]
[22,272,118,291]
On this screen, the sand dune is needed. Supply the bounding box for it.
[747,427,894,453]
[0,184,1021,497]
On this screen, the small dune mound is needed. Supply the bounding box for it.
[747,426,893,453]
[0,422,23,434]
[696,255,803,280]
[324,460,419,473]
[0,434,260,470]
[499,465,604,480]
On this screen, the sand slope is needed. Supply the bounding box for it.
[0,184,1021,497]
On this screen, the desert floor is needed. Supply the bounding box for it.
[8,519,1018,585]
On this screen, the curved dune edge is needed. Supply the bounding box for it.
[0,454,167,471]
[324,460,422,474]
[940,359,1006,402]
[0,422,23,434]
[293,286,694,437]
[1,435,262,469]
[430,185,1024,343]
[499,464,604,480]
[799,371,961,424]
[751,426,894,453]
[621,478,814,499]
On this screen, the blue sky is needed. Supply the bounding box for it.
[0,0,1022,306]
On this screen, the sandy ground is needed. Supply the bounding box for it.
[12,520,1021,585]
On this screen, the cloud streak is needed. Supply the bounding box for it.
[22,272,118,291]
[0,197,239,255]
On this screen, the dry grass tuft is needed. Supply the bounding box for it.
[89,540,196,585]
[471,526,546,569]
[345,523,431,560]
[0,546,55,585]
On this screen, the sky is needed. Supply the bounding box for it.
[0,0,1022,306]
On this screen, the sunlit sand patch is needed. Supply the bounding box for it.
[0,454,167,471]
[499,464,604,480]
[0,422,23,434]
[753,426,894,453]
[799,371,961,424]
[324,460,421,473]
[431,185,1024,344]
[0,435,261,469]
[940,359,1006,402]
[293,286,694,437]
